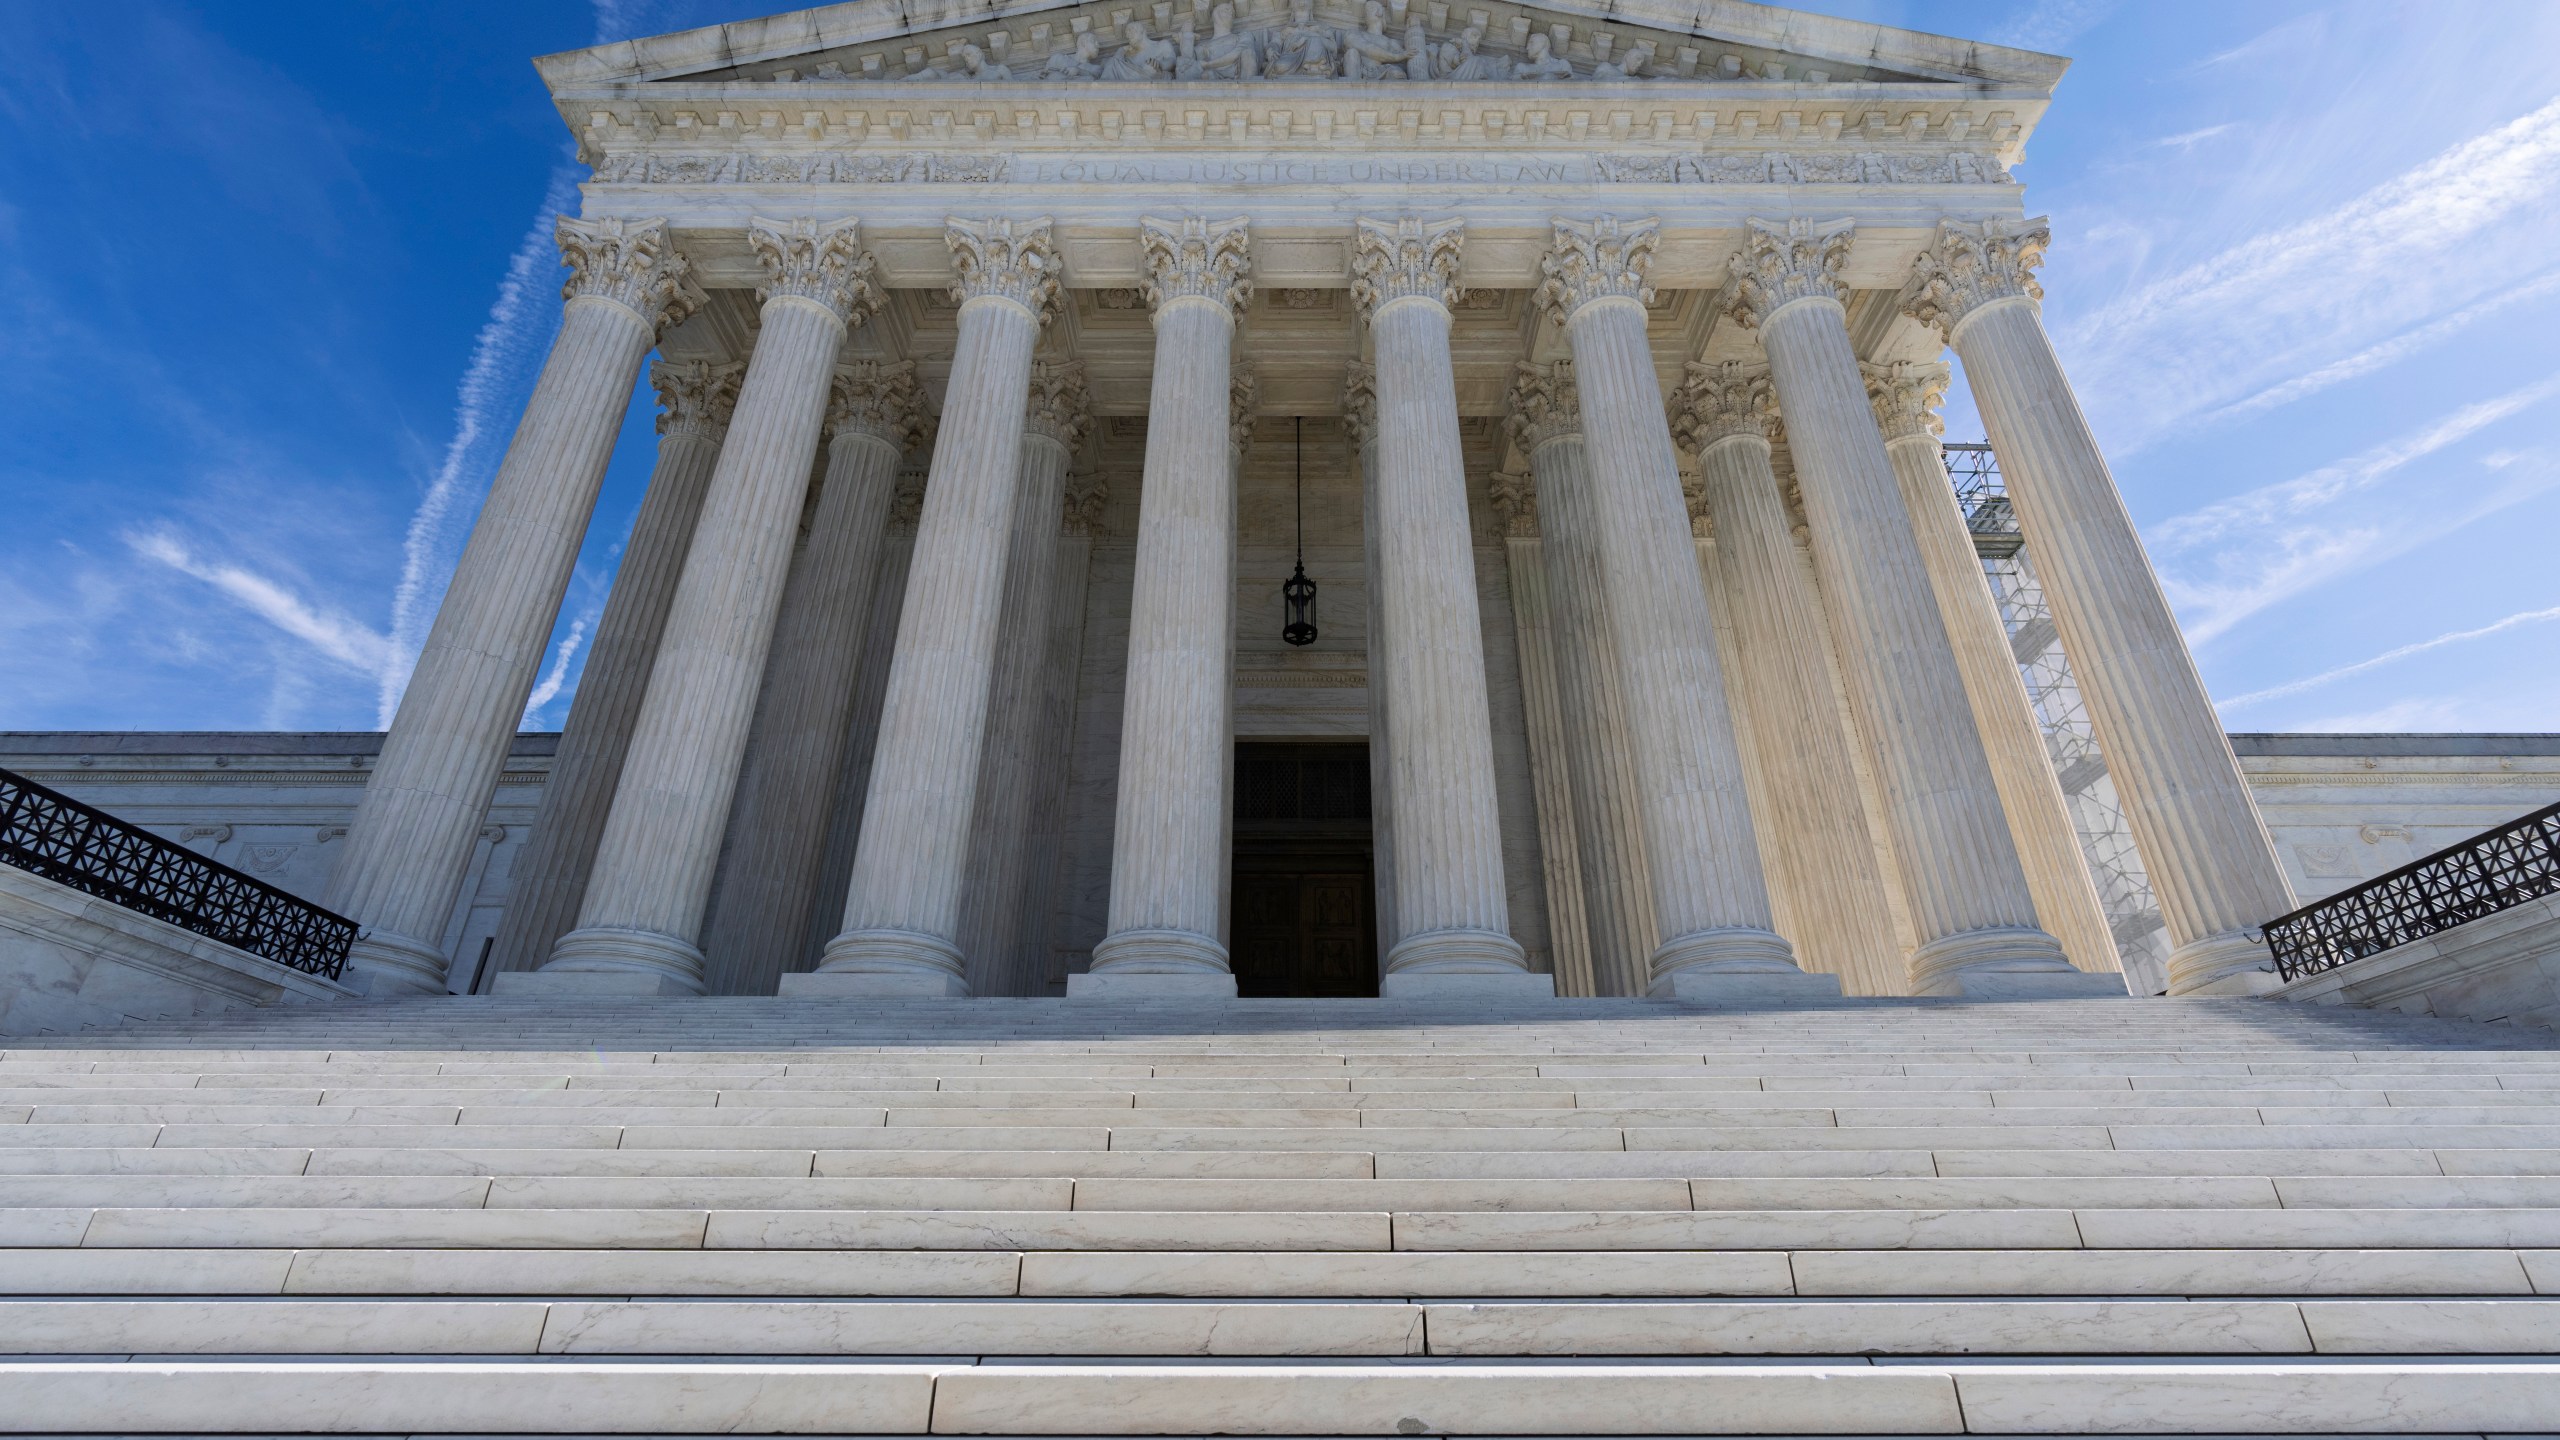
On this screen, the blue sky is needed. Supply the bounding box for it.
[2,1,2555,737]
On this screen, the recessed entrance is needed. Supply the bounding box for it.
[1231,742,1377,998]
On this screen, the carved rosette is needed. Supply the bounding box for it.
[557,216,704,335]
[1536,216,1660,324]
[1138,215,1253,323]
[1228,368,1259,469]
[1721,217,1855,330]
[827,360,927,450]
[1902,217,2050,342]
[1061,470,1109,537]
[1341,362,1377,453]
[946,216,1062,323]
[1024,360,1092,450]
[1669,361,1778,453]
[1503,359,1582,455]
[748,216,880,328]
[650,359,743,440]
[1862,360,1952,444]
[1487,471,1539,538]
[1350,216,1465,320]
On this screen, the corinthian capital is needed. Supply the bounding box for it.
[1503,360,1582,455]
[1228,368,1259,468]
[1351,216,1465,320]
[749,216,880,328]
[827,361,926,449]
[1862,360,1952,444]
[947,216,1061,323]
[889,463,929,536]
[1902,217,2049,341]
[1138,216,1253,323]
[1536,216,1659,324]
[1670,361,1778,452]
[1487,471,1538,538]
[1721,217,1855,330]
[1024,360,1091,450]
[651,359,742,440]
[1061,470,1109,537]
[1680,469,1715,540]
[558,217,704,335]
[1341,362,1377,453]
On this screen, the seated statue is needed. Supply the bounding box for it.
[1514,32,1575,80]
[954,43,1012,81]
[1040,32,1105,78]
[1340,1,1409,80]
[1100,20,1178,79]
[1437,25,1506,81]
[1265,0,1340,78]
[1592,39,1655,81]
[1197,3,1260,79]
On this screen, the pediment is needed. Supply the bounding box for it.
[537,0,2064,95]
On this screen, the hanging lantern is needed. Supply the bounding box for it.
[1282,416,1318,646]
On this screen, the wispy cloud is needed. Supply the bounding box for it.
[2204,268,2560,425]
[2221,604,2560,712]
[1992,0,2118,54]
[127,530,393,676]
[2150,123,2232,152]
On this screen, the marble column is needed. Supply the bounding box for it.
[806,217,1060,997]
[1671,363,1907,997]
[530,218,878,994]
[328,217,699,996]
[961,360,1089,995]
[1006,467,1109,996]
[486,358,737,979]
[696,362,924,997]
[1351,216,1535,992]
[1865,359,2122,979]
[1488,472,1595,998]
[1344,362,1400,962]
[1085,217,1254,995]
[1506,361,1660,998]
[1725,217,2086,998]
[1905,217,2295,994]
[1536,217,1806,998]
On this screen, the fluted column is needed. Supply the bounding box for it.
[328,218,699,996]
[1083,217,1254,995]
[487,358,737,978]
[1725,217,2082,998]
[1345,363,1399,963]
[696,362,924,996]
[1906,217,2295,994]
[531,218,878,993]
[1352,217,1535,990]
[1488,473,1595,997]
[1006,468,1109,995]
[1506,362,1659,997]
[806,217,1061,997]
[1536,217,1806,997]
[1671,364,1906,996]
[962,361,1089,994]
[1866,359,2121,979]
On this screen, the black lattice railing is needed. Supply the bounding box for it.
[0,766,355,979]
[2263,800,2560,981]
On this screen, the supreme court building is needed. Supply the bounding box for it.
[317,0,2303,1007]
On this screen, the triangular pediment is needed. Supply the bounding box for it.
[537,0,2064,95]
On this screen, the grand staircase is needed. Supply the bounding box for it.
[5,994,2560,1434]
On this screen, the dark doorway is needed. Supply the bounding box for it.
[1231,742,1377,998]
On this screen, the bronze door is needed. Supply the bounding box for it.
[1231,743,1377,998]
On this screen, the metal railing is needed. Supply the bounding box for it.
[1943,441,2024,558]
[0,765,356,979]
[2263,799,2560,981]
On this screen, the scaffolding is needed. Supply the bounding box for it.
[1944,442,2172,995]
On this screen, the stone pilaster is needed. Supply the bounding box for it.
[487,357,737,980]
[1726,217,2080,998]
[1537,216,1807,998]
[1344,361,1399,961]
[1864,359,2121,979]
[697,361,925,996]
[329,216,700,996]
[1507,360,1659,998]
[534,217,877,994]
[1086,217,1253,994]
[809,217,1061,997]
[1671,362,1904,996]
[1905,217,2295,994]
[962,360,1089,994]
[1488,469,1595,997]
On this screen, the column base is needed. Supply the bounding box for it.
[492,969,700,998]
[809,927,972,998]
[1378,970,1556,1001]
[778,968,971,999]
[533,926,709,996]
[1647,926,1811,999]
[1907,925,2076,998]
[2167,929,2283,996]
[1385,927,1530,974]
[1064,971,1240,1001]
[1652,968,1844,1004]
[1953,969,2131,1000]
[341,931,453,998]
[1089,927,1232,975]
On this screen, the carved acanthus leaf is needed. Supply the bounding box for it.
[947,216,1063,322]
[1670,361,1777,452]
[828,361,926,449]
[1351,216,1465,318]
[1025,360,1092,450]
[1341,361,1377,453]
[651,359,743,439]
[1487,471,1538,537]
[1138,215,1254,321]
[1721,217,1854,329]
[748,216,880,327]
[1061,470,1109,536]
[1902,216,2049,341]
[1537,216,1659,322]
[1504,360,1581,454]
[1679,468,1715,540]
[1228,368,1260,466]
[1861,360,1950,443]
[889,463,930,535]
[558,216,703,335]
